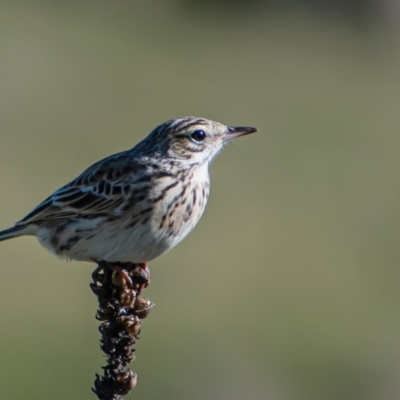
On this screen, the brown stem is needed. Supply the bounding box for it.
[90,262,154,400]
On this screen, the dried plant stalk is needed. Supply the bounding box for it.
[90,262,154,400]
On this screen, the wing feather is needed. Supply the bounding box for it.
[17,151,145,225]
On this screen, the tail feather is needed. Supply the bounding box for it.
[0,225,30,242]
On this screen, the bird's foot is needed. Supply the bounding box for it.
[91,261,108,284]
[93,261,150,293]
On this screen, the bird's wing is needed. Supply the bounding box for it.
[17,152,145,225]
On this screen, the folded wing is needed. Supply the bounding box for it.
[17,152,141,225]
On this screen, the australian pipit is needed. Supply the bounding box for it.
[0,117,257,269]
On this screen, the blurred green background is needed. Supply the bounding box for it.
[1,1,400,399]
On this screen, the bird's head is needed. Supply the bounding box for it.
[141,117,258,165]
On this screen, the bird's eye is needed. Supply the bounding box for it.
[190,130,206,142]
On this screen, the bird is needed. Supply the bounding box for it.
[0,117,257,273]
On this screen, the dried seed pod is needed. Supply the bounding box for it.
[119,288,137,307]
[121,315,142,336]
[130,266,150,284]
[112,270,128,287]
[134,297,155,318]
[115,370,137,395]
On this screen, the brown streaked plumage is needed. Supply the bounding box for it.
[0,117,257,264]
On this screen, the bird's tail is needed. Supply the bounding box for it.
[0,225,30,242]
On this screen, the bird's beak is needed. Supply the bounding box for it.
[223,126,258,141]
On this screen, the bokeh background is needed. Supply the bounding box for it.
[1,1,400,399]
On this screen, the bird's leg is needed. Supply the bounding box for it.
[90,261,114,297]
[92,261,108,284]
[91,264,102,284]
[116,267,134,289]
[113,262,150,293]
[106,262,134,289]
[93,261,150,291]
[138,262,148,271]
[92,261,134,288]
